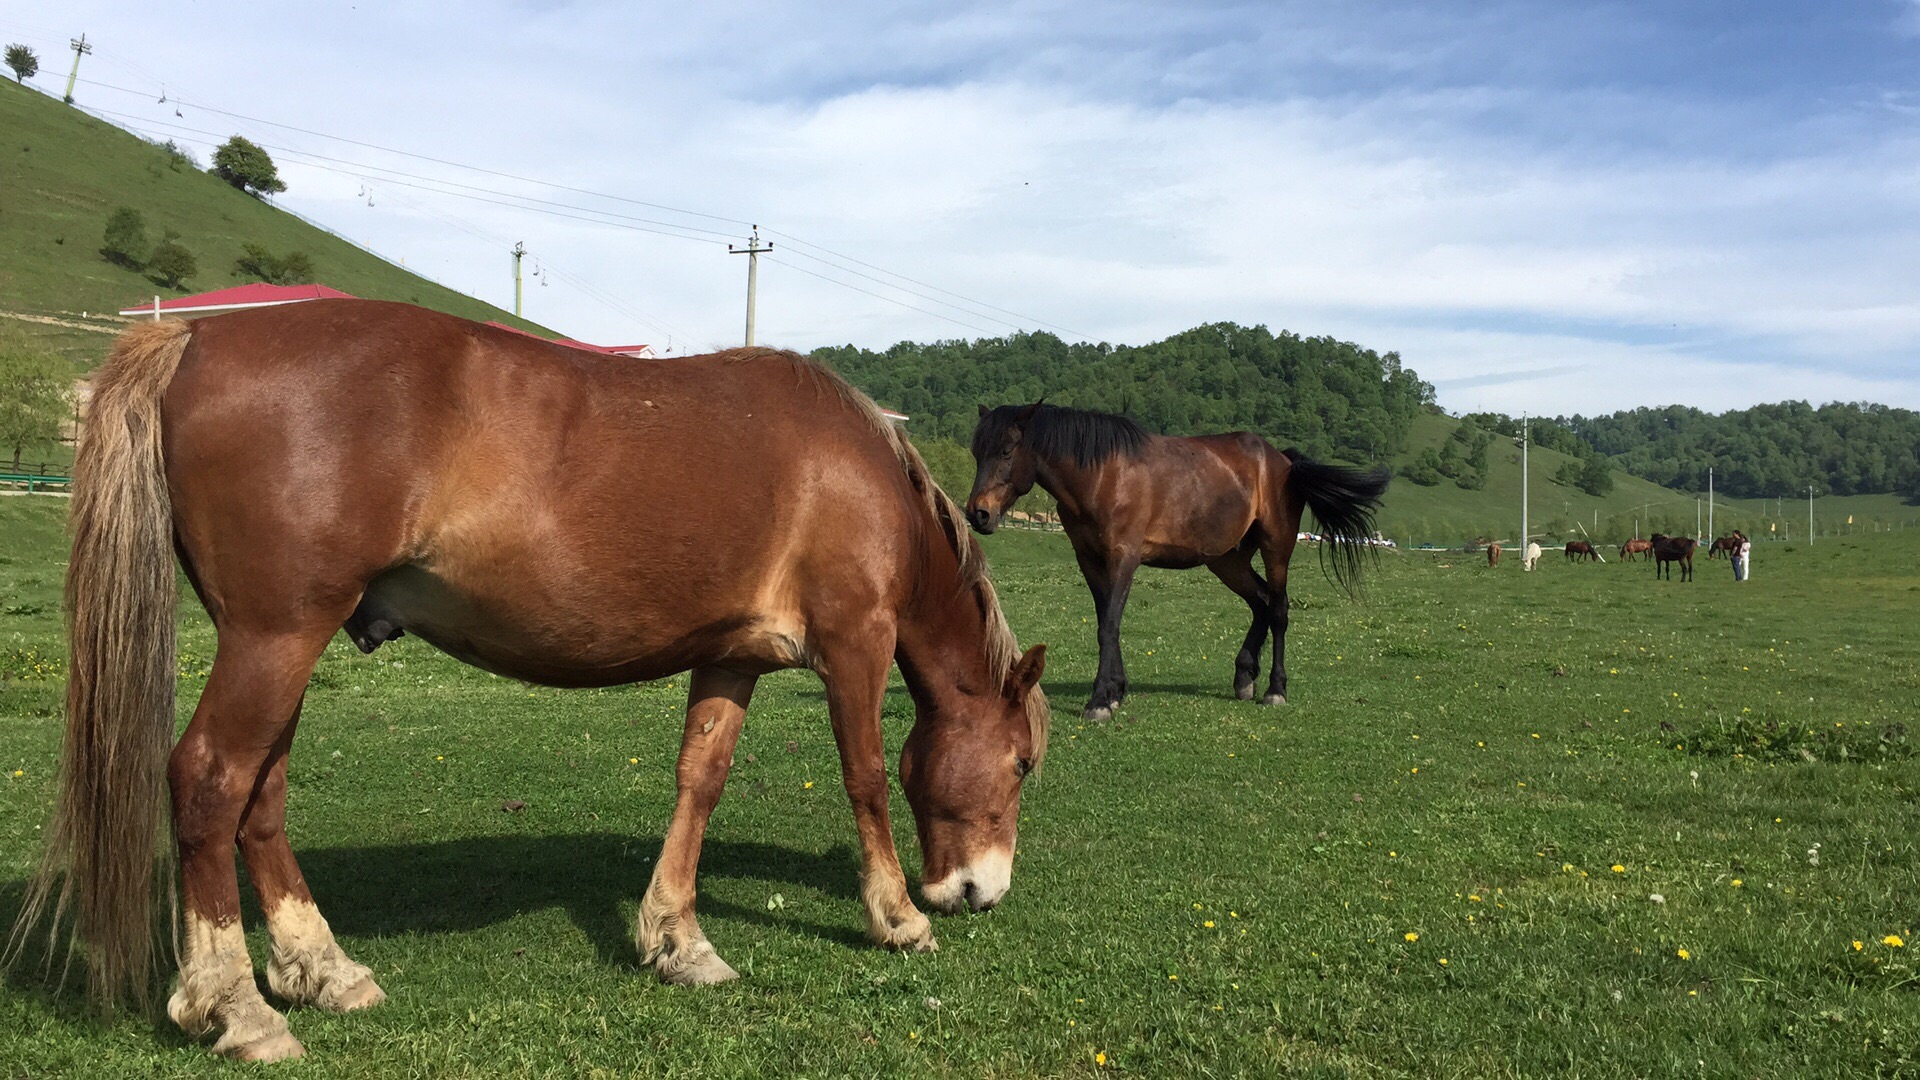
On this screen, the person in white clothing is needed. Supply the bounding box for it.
[1735,533,1751,582]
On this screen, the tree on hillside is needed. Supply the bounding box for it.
[233,243,314,285]
[1577,455,1614,496]
[5,43,36,83]
[212,136,287,197]
[100,207,149,269]
[0,345,75,469]
[147,232,197,289]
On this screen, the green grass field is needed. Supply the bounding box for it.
[1,488,1917,1077]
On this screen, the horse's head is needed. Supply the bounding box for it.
[898,644,1047,913]
[965,402,1044,534]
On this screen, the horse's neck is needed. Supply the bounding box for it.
[1032,453,1102,521]
[894,545,996,714]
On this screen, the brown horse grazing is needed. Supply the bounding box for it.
[9,301,1050,1061]
[1708,535,1741,559]
[1621,537,1653,561]
[966,403,1389,719]
[1565,539,1598,562]
[1488,542,1503,567]
[1650,533,1697,581]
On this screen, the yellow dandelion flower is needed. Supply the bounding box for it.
[435,755,444,761]
[1204,920,1215,928]
[1168,973,1178,981]
[1731,879,1742,888]
[1885,935,1906,948]
[1677,948,1690,960]
[1438,958,1448,965]
[1404,932,1418,942]
[1611,864,1625,873]
[909,1031,919,1040]
[1096,1052,1107,1066]
[1853,940,1865,951]
[804,780,814,789]
[629,757,638,765]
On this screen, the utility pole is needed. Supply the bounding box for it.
[1707,467,1714,541]
[729,225,772,346]
[1808,485,1815,545]
[1520,416,1530,553]
[63,33,91,104]
[511,242,525,318]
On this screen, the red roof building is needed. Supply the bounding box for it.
[119,283,357,318]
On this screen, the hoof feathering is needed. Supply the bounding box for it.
[325,977,387,1013]
[657,944,740,986]
[878,911,939,953]
[216,1030,305,1063]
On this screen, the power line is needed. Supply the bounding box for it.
[764,229,1089,340]
[62,52,1078,342]
[762,256,1000,337]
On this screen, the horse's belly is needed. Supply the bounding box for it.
[358,565,807,688]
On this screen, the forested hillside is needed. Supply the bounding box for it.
[1564,402,1920,498]
[814,323,1434,464]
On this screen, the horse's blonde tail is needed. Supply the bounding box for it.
[6,318,191,1015]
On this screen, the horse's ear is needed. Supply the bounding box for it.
[1005,644,1046,700]
[978,404,990,418]
[1015,399,1044,425]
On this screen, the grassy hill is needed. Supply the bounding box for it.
[0,81,548,366]
[1376,412,1920,548]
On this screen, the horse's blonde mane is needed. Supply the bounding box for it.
[723,348,1050,769]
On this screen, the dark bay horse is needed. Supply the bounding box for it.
[1651,533,1697,581]
[1565,540,1598,562]
[1621,537,1653,561]
[11,301,1049,1062]
[966,403,1388,719]
[1708,535,1740,558]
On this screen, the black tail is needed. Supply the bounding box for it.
[1281,448,1391,596]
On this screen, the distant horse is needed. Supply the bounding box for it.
[1488,541,1503,567]
[966,403,1388,719]
[12,302,1050,1062]
[1566,540,1598,562]
[1621,538,1653,561]
[1708,535,1740,559]
[1650,533,1697,581]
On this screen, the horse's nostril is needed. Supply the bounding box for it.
[962,880,979,909]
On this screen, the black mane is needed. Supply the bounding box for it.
[973,404,1150,468]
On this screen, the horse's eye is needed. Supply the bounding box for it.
[1015,756,1032,777]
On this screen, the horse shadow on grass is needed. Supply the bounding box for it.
[0,833,865,1020]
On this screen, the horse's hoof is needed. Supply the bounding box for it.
[324,977,387,1013]
[879,910,939,954]
[221,1030,306,1063]
[1260,693,1287,706]
[658,947,739,986]
[1234,683,1256,701]
[1083,705,1112,722]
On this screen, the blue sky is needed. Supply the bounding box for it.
[5,1,1918,416]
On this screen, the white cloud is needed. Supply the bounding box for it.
[21,0,1920,415]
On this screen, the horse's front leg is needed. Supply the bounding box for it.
[1082,555,1139,721]
[638,666,756,985]
[815,625,937,951]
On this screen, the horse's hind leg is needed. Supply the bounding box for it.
[168,627,337,1062]
[1205,550,1272,702]
[639,666,756,985]
[244,699,385,1014]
